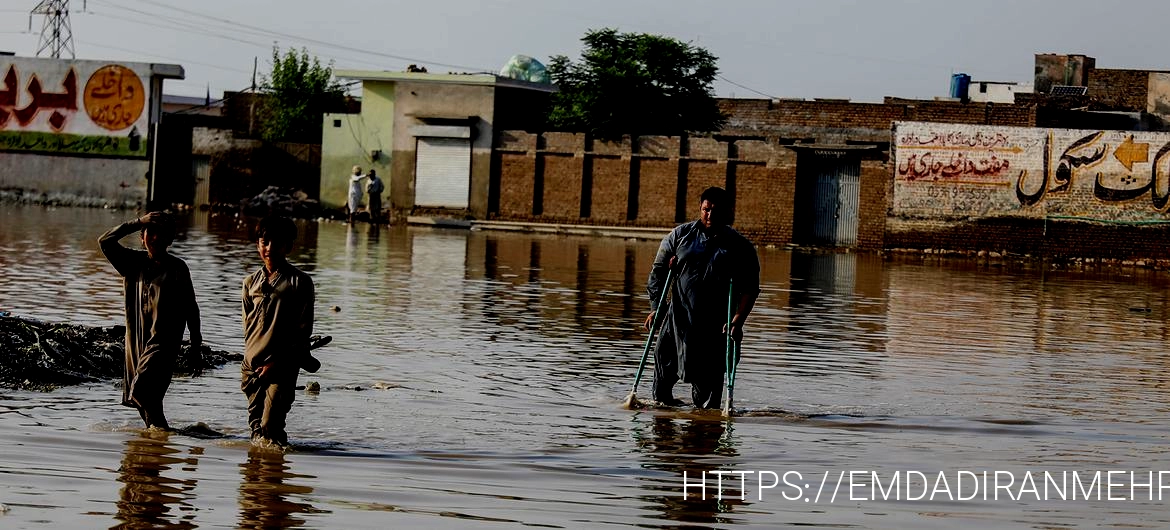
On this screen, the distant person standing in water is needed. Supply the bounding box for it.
[99,211,202,429]
[366,168,384,224]
[241,216,315,447]
[346,165,365,224]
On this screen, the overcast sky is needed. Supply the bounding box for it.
[2,0,1168,102]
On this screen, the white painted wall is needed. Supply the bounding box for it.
[0,56,177,206]
[894,121,1170,222]
[967,82,1033,104]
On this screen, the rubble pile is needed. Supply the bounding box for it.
[0,315,241,391]
[235,187,322,218]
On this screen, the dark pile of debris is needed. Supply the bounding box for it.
[0,315,241,391]
[228,186,322,218]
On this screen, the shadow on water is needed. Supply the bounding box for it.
[631,415,745,528]
[237,446,327,529]
[112,432,199,530]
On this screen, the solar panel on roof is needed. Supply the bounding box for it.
[1050,85,1088,96]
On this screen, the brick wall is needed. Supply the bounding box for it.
[885,217,1170,260]
[720,99,905,135]
[887,121,1170,259]
[688,137,726,160]
[1088,69,1152,111]
[684,160,727,220]
[986,103,1037,126]
[589,155,630,222]
[493,132,871,247]
[718,97,1035,138]
[496,151,535,217]
[635,158,679,226]
[858,158,888,250]
[733,150,796,245]
[539,153,582,220]
[495,131,537,217]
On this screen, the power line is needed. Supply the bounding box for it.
[82,9,393,72]
[78,39,253,74]
[115,0,492,72]
[85,5,272,50]
[82,0,474,73]
[717,74,777,99]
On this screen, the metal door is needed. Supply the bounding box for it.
[807,151,860,247]
[192,156,211,208]
[835,159,860,247]
[415,137,471,208]
[811,162,840,244]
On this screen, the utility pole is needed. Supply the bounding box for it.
[29,0,84,59]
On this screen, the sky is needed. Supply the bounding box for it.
[2,0,1169,102]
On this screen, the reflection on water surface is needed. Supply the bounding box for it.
[0,205,1168,529]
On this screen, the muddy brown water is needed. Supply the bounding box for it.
[1,205,1169,529]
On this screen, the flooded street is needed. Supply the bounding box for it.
[1,205,1169,529]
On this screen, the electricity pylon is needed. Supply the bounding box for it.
[30,0,83,59]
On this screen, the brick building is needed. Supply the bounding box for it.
[491,94,1037,250]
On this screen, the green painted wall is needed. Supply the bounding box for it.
[319,81,395,209]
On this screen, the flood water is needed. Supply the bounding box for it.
[1,204,1170,529]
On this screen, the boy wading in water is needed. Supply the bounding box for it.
[99,211,202,429]
[241,216,315,446]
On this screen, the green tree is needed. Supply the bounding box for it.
[259,47,347,143]
[546,29,725,138]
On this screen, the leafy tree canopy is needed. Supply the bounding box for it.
[259,47,347,143]
[546,28,725,139]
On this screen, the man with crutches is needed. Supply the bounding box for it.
[642,186,759,409]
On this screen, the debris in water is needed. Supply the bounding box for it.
[0,315,241,391]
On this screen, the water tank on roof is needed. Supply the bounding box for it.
[499,55,550,84]
[950,73,971,100]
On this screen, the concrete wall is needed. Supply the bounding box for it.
[0,153,148,206]
[1034,54,1095,91]
[968,82,1032,104]
[0,56,179,206]
[192,127,320,205]
[1147,73,1170,123]
[390,80,496,220]
[319,83,394,209]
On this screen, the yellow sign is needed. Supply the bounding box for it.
[1113,135,1149,171]
[83,64,144,131]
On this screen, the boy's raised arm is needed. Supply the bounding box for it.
[98,218,143,277]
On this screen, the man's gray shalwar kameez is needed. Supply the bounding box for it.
[647,220,760,407]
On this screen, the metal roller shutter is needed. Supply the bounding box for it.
[415,137,471,208]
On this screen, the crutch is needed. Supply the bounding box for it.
[623,265,675,409]
[723,278,740,417]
